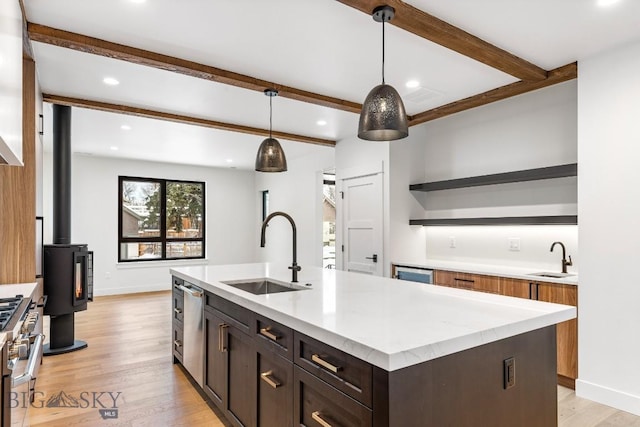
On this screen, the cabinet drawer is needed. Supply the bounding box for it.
[434,270,475,289]
[205,291,252,334]
[172,290,184,323]
[294,332,372,408]
[294,365,371,427]
[173,325,183,359]
[256,314,294,360]
[257,348,293,427]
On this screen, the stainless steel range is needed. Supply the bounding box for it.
[0,293,44,427]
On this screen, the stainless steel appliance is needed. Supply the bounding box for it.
[394,265,434,284]
[177,282,204,387]
[1,295,44,427]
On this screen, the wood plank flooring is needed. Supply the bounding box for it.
[29,291,639,427]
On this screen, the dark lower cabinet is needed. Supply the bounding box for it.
[257,347,293,427]
[204,307,256,427]
[226,325,256,427]
[204,309,226,407]
[294,365,372,427]
[178,284,560,427]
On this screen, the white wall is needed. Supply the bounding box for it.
[388,81,578,269]
[44,153,257,295]
[255,147,334,269]
[576,40,640,415]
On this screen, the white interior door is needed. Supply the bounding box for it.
[341,173,383,276]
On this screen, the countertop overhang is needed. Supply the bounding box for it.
[171,263,576,371]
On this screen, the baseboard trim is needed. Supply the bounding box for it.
[576,379,640,416]
[93,283,169,296]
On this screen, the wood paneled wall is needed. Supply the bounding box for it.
[0,58,36,284]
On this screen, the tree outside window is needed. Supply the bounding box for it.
[118,177,205,261]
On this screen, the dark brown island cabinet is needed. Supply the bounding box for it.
[430,269,578,389]
[172,276,560,427]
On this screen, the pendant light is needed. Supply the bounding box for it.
[358,5,408,141]
[255,89,288,172]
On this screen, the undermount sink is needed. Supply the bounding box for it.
[528,272,575,278]
[221,278,308,295]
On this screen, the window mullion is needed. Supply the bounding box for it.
[160,179,167,259]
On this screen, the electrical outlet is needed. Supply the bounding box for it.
[105,271,111,279]
[504,357,515,389]
[508,237,521,252]
[449,236,456,248]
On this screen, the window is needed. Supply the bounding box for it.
[118,176,205,262]
[262,190,269,222]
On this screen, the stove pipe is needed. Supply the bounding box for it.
[52,104,72,245]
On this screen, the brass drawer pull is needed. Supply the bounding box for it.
[311,411,332,427]
[260,326,280,342]
[173,340,182,348]
[311,354,341,373]
[260,370,281,389]
[218,323,229,352]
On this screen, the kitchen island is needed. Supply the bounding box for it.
[171,263,576,427]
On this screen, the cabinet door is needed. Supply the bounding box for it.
[226,324,257,427]
[499,277,531,298]
[257,348,293,427]
[204,309,226,407]
[537,282,578,382]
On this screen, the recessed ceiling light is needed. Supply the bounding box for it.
[316,120,327,126]
[120,125,131,130]
[597,0,620,6]
[406,80,420,89]
[225,159,233,163]
[103,77,119,86]
[110,146,119,151]
[130,0,146,3]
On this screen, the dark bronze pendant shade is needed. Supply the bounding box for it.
[255,89,288,172]
[358,5,408,141]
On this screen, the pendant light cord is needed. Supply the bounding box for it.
[269,93,273,139]
[382,19,386,84]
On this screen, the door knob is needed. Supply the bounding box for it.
[365,254,378,263]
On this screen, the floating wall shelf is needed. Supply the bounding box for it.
[409,163,577,192]
[410,216,578,226]
[409,163,578,226]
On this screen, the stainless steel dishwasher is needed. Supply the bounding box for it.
[179,281,204,387]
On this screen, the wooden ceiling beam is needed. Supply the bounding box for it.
[409,63,577,126]
[336,0,548,81]
[42,94,336,147]
[28,23,362,115]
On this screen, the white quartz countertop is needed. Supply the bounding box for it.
[171,263,576,371]
[393,260,578,285]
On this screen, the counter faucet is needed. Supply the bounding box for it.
[550,241,573,274]
[261,211,301,282]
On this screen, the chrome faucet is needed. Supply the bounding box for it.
[260,211,301,282]
[550,241,573,274]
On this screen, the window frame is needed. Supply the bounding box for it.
[118,176,206,262]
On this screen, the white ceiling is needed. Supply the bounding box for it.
[25,0,640,170]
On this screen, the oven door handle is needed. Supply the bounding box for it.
[12,334,44,388]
